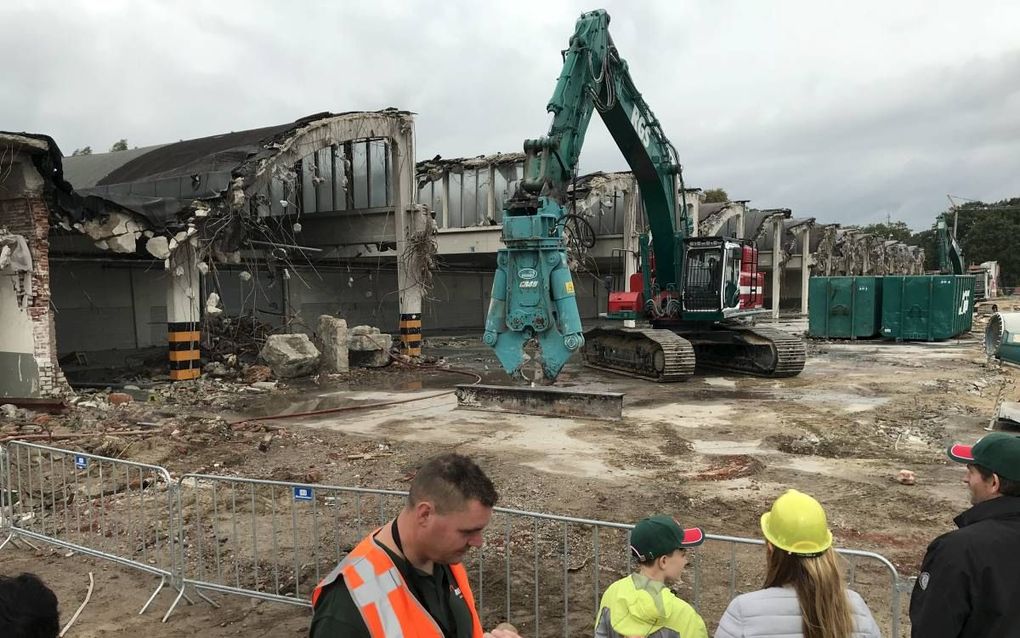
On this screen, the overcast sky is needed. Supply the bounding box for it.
[2,1,1018,230]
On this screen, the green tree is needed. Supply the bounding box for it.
[703,188,728,203]
[109,139,128,152]
[860,220,913,243]
[951,198,1020,287]
[71,146,92,156]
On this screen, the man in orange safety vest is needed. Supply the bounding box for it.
[310,453,521,638]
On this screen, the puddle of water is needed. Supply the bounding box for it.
[243,370,465,417]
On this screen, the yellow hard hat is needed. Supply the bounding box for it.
[760,489,833,556]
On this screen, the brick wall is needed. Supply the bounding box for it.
[1,192,70,397]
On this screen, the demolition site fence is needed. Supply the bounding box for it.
[0,441,914,636]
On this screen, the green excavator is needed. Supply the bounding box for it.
[483,9,806,383]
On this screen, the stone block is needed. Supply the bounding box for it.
[316,315,349,373]
[349,325,378,337]
[350,349,391,368]
[258,334,321,379]
[348,333,392,352]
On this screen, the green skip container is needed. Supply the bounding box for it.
[808,276,883,339]
[880,275,975,341]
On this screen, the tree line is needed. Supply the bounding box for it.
[861,198,1020,288]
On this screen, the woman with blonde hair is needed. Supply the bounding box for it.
[714,490,881,638]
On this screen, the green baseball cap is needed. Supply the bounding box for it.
[948,432,1020,481]
[629,515,704,561]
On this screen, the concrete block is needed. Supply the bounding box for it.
[258,333,321,379]
[349,325,378,337]
[350,349,391,368]
[317,315,349,373]
[348,333,392,352]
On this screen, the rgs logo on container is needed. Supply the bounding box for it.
[518,268,539,289]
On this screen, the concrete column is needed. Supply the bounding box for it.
[622,185,640,288]
[799,227,811,316]
[487,164,497,223]
[440,173,450,229]
[166,242,201,381]
[771,218,783,320]
[393,125,425,357]
[736,207,746,239]
[622,184,640,328]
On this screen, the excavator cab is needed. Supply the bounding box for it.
[681,238,764,317]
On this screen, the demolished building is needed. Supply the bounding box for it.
[2,120,925,397]
[2,110,428,397]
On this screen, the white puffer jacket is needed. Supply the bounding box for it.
[714,586,881,638]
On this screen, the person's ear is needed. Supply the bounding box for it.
[414,500,435,526]
[990,473,1003,495]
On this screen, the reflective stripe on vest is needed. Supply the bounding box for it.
[312,530,483,638]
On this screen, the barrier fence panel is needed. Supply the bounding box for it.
[169,474,408,619]
[0,443,913,635]
[471,510,911,638]
[0,440,177,614]
[466,508,635,638]
[0,445,10,543]
[689,534,909,638]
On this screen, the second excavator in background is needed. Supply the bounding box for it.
[482,9,806,383]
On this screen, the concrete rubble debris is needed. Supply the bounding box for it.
[203,361,231,378]
[108,392,133,406]
[258,334,321,378]
[1,404,18,419]
[242,365,273,384]
[205,292,223,316]
[145,236,171,259]
[897,469,916,486]
[347,325,392,368]
[316,315,350,373]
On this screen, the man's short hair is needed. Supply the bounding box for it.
[408,453,498,513]
[0,573,60,638]
[975,464,1020,497]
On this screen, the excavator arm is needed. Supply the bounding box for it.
[484,9,689,381]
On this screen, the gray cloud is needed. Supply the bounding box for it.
[2,0,1018,231]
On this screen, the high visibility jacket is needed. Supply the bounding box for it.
[595,574,707,638]
[312,531,483,638]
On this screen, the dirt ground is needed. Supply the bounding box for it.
[2,306,1016,637]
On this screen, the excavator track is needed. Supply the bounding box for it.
[582,327,696,382]
[692,325,806,378]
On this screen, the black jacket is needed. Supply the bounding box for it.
[910,496,1020,637]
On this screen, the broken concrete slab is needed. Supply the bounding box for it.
[348,333,392,351]
[146,236,171,259]
[455,384,624,421]
[316,315,349,373]
[258,334,320,378]
[346,326,391,368]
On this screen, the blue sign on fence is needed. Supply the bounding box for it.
[293,486,313,501]
[74,455,88,470]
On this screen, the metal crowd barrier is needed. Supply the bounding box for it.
[168,474,408,620]
[0,440,178,615]
[460,509,910,637]
[0,442,912,635]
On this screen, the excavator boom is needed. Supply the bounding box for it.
[483,9,687,381]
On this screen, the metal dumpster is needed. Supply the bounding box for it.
[880,275,975,341]
[808,276,883,339]
[985,312,1020,365]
